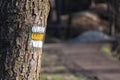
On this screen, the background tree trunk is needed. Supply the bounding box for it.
[114,0,120,33]
[0,0,50,80]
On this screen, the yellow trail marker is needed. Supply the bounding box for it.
[31,33,44,40]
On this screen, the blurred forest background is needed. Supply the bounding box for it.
[42,0,120,80]
[46,0,120,42]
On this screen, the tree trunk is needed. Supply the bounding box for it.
[114,0,120,33]
[0,0,50,80]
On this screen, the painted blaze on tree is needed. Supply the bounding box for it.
[0,0,50,80]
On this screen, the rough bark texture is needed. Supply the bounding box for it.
[0,0,50,80]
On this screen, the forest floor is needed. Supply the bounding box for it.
[41,43,120,80]
[41,43,86,80]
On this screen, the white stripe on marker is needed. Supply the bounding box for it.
[32,26,45,33]
[30,40,43,48]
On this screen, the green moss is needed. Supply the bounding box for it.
[53,75,62,80]
[41,74,87,80]
[77,76,87,80]
[41,74,62,80]
[41,76,46,80]
[101,45,111,56]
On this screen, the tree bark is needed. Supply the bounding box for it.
[0,0,50,80]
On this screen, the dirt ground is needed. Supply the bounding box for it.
[41,43,120,80]
[41,43,87,80]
